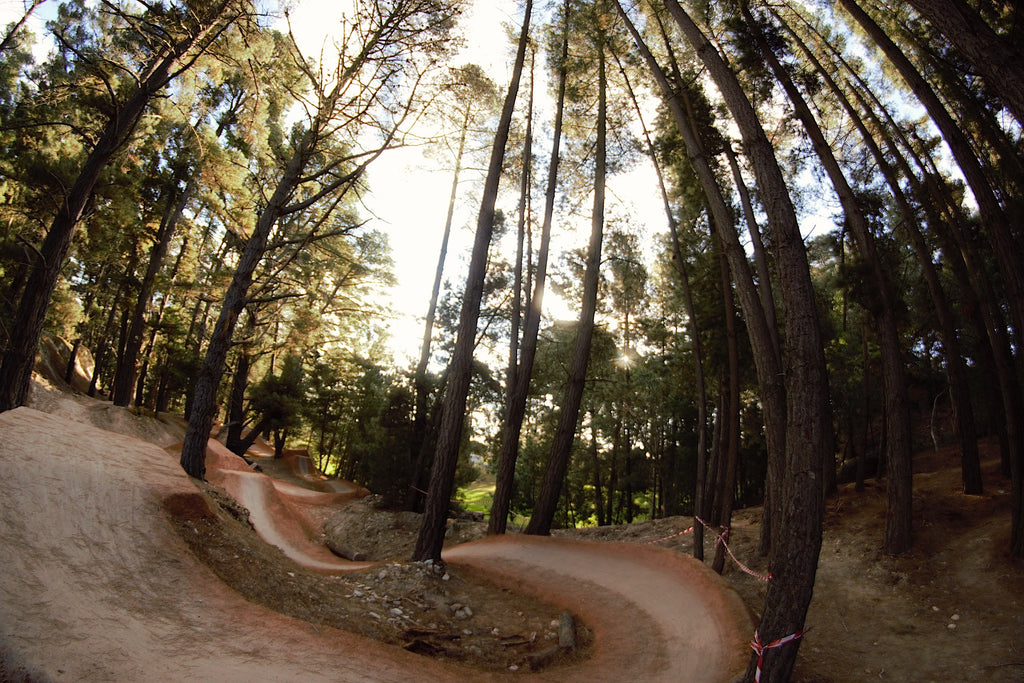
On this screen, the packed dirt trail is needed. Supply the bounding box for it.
[0,402,752,682]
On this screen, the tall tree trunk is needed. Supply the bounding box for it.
[507,49,534,399]
[413,0,533,561]
[0,0,237,412]
[489,0,568,535]
[525,22,606,537]
[502,47,534,473]
[589,414,606,527]
[744,1,913,553]
[712,253,740,575]
[660,2,831,679]
[408,104,471,511]
[903,0,1024,125]
[490,48,534,530]
[225,321,254,456]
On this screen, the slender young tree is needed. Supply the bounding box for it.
[414,0,533,561]
[503,47,534,468]
[408,64,498,511]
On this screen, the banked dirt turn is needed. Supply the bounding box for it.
[0,407,752,682]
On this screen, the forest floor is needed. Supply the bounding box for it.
[2,374,1024,681]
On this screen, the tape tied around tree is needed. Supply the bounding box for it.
[750,629,805,682]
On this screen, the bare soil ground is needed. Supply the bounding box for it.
[4,374,1024,681]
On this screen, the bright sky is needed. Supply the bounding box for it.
[279,0,668,370]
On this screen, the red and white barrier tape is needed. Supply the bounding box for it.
[695,516,772,582]
[750,629,804,682]
[647,526,694,544]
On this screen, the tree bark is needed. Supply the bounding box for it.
[413,0,533,560]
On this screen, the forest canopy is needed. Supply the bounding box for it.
[1,1,1022,680]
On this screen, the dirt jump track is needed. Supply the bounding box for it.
[0,407,752,682]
